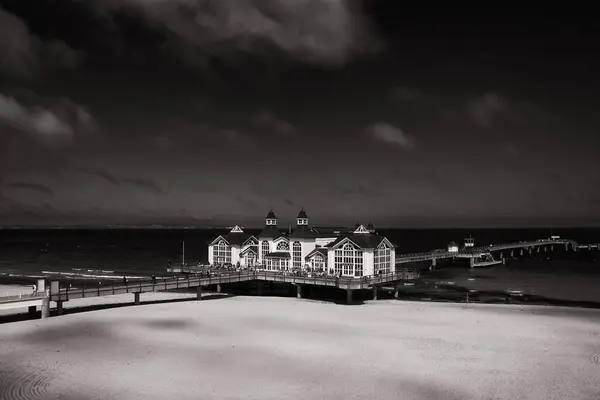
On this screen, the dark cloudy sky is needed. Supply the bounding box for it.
[0,1,599,227]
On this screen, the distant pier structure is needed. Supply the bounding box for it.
[397,235,580,269]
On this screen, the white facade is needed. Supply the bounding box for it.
[208,225,259,267]
[208,211,396,277]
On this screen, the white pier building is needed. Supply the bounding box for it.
[208,209,396,277]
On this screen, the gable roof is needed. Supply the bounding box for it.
[240,246,258,256]
[377,238,394,249]
[353,224,370,234]
[326,232,388,250]
[209,232,254,247]
[224,232,253,246]
[305,247,328,260]
[229,225,244,233]
[242,236,259,247]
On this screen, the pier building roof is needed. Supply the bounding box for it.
[258,226,283,238]
[289,225,317,239]
[266,210,277,219]
[209,226,256,246]
[305,248,328,260]
[325,225,394,250]
[297,209,308,219]
[240,246,258,256]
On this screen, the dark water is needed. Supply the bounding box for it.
[0,228,599,304]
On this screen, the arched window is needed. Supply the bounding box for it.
[293,242,302,268]
[261,241,270,260]
[276,241,289,251]
[374,244,392,275]
[310,254,324,271]
[214,240,231,265]
[334,242,363,276]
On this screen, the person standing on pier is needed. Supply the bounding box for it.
[31,283,37,295]
[123,276,128,285]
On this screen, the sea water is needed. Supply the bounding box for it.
[0,228,598,304]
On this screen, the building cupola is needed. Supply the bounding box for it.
[366,222,375,233]
[265,210,277,226]
[296,208,308,226]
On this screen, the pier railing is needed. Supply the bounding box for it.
[50,269,419,302]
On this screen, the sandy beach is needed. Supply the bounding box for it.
[0,284,34,297]
[1,295,599,400]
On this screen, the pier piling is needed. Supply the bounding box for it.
[372,286,378,301]
[56,301,63,315]
[134,292,140,305]
[196,285,202,300]
[41,289,50,319]
[346,289,353,304]
[28,306,37,317]
[296,284,303,299]
[216,284,222,294]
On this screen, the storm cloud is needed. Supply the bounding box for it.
[0,6,79,78]
[90,0,381,67]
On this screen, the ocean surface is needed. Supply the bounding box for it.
[1,228,599,305]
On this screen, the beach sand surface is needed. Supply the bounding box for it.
[1,297,600,400]
[0,284,34,297]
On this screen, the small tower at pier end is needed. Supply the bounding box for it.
[464,236,475,249]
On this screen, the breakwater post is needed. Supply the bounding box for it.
[41,288,50,319]
[196,285,202,300]
[49,281,64,316]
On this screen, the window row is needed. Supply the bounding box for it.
[213,240,232,264]
[374,247,392,274]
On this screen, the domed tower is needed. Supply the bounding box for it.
[296,208,308,227]
[289,208,316,241]
[265,210,277,227]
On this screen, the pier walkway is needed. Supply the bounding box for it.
[0,269,419,316]
[395,238,579,264]
[48,269,418,302]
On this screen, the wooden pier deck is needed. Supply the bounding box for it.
[48,269,419,302]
